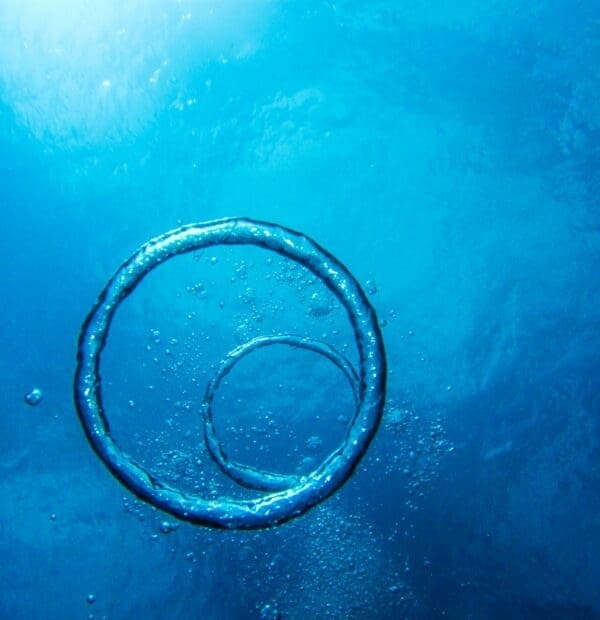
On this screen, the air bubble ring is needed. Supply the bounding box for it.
[74,218,386,529]
[203,334,360,492]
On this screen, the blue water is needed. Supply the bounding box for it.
[1,1,599,618]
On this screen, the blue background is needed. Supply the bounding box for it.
[1,1,599,618]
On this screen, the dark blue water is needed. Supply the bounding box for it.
[1,2,599,618]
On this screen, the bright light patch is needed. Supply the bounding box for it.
[0,0,273,147]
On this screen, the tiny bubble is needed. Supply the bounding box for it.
[159,521,179,534]
[366,279,378,295]
[24,387,43,406]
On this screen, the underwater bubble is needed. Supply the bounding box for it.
[24,387,43,406]
[298,456,316,471]
[385,406,408,428]
[365,279,378,295]
[235,322,251,343]
[259,603,281,619]
[235,260,248,280]
[308,291,334,317]
[86,594,96,604]
[242,287,256,304]
[306,435,323,452]
[159,520,179,534]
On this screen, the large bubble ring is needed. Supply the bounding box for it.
[74,218,386,529]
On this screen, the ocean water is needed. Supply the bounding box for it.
[1,1,599,618]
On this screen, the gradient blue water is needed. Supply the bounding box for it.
[1,2,599,618]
